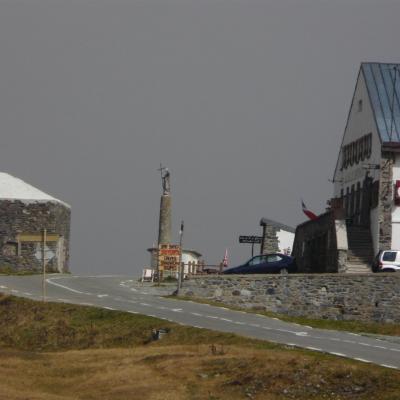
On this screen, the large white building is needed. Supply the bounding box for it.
[333,62,400,255]
[293,62,400,273]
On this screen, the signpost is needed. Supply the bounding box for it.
[239,235,263,257]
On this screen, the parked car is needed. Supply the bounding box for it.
[371,250,400,272]
[223,253,297,275]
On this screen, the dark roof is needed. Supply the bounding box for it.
[362,62,400,142]
[259,218,295,233]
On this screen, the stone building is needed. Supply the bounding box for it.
[293,62,400,273]
[259,218,295,255]
[0,173,71,273]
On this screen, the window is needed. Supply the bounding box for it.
[248,256,262,266]
[382,251,397,262]
[266,255,282,263]
[358,99,363,112]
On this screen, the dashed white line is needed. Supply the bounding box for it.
[103,306,115,310]
[220,318,233,322]
[171,308,183,312]
[190,312,203,317]
[23,292,32,296]
[140,303,151,307]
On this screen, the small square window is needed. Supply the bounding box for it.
[358,99,363,112]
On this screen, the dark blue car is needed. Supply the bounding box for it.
[223,253,297,274]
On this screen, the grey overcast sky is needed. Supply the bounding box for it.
[0,0,399,274]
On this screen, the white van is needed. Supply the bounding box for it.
[372,250,400,272]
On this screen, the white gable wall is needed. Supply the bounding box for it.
[333,70,382,254]
[276,229,294,254]
[333,71,381,197]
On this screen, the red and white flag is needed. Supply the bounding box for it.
[222,249,229,268]
[302,200,318,221]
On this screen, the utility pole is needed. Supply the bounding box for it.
[177,221,184,294]
[42,228,47,302]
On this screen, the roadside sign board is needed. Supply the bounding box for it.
[239,236,263,244]
[158,244,181,271]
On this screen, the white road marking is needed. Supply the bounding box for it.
[330,352,346,357]
[128,311,139,314]
[11,289,19,293]
[103,306,115,310]
[249,323,260,328]
[390,348,400,352]
[206,315,219,319]
[220,318,233,322]
[140,303,151,307]
[23,292,32,296]
[97,294,109,298]
[295,332,308,336]
[372,345,388,350]
[380,364,398,370]
[171,308,183,312]
[47,279,90,295]
[190,312,203,317]
[0,285,7,289]
[57,298,68,302]
[80,302,94,306]
[354,358,371,363]
[306,346,322,351]
[235,321,245,325]
[359,342,372,347]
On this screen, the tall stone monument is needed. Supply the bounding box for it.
[158,165,172,245]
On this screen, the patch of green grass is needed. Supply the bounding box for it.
[170,295,400,336]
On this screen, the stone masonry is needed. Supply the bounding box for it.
[0,200,70,273]
[182,274,400,323]
[378,151,394,250]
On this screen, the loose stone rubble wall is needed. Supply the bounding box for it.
[182,275,400,323]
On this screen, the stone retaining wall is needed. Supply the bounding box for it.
[182,274,400,323]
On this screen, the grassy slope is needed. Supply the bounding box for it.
[171,296,400,336]
[1,293,400,400]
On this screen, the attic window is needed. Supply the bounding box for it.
[358,99,363,112]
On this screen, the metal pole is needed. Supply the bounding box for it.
[177,221,184,294]
[251,242,254,258]
[42,228,47,302]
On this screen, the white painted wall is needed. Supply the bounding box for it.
[333,70,381,197]
[391,154,400,249]
[277,229,294,254]
[370,207,379,255]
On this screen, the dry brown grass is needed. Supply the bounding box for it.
[0,345,399,400]
[1,294,400,399]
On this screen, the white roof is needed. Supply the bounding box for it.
[0,172,70,208]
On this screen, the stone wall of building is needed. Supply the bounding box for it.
[182,274,400,323]
[378,151,394,250]
[260,225,279,254]
[292,211,342,273]
[0,200,70,273]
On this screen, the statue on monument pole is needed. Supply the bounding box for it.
[158,164,171,195]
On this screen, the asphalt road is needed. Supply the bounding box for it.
[0,274,399,370]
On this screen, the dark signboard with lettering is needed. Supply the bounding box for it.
[239,236,263,244]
